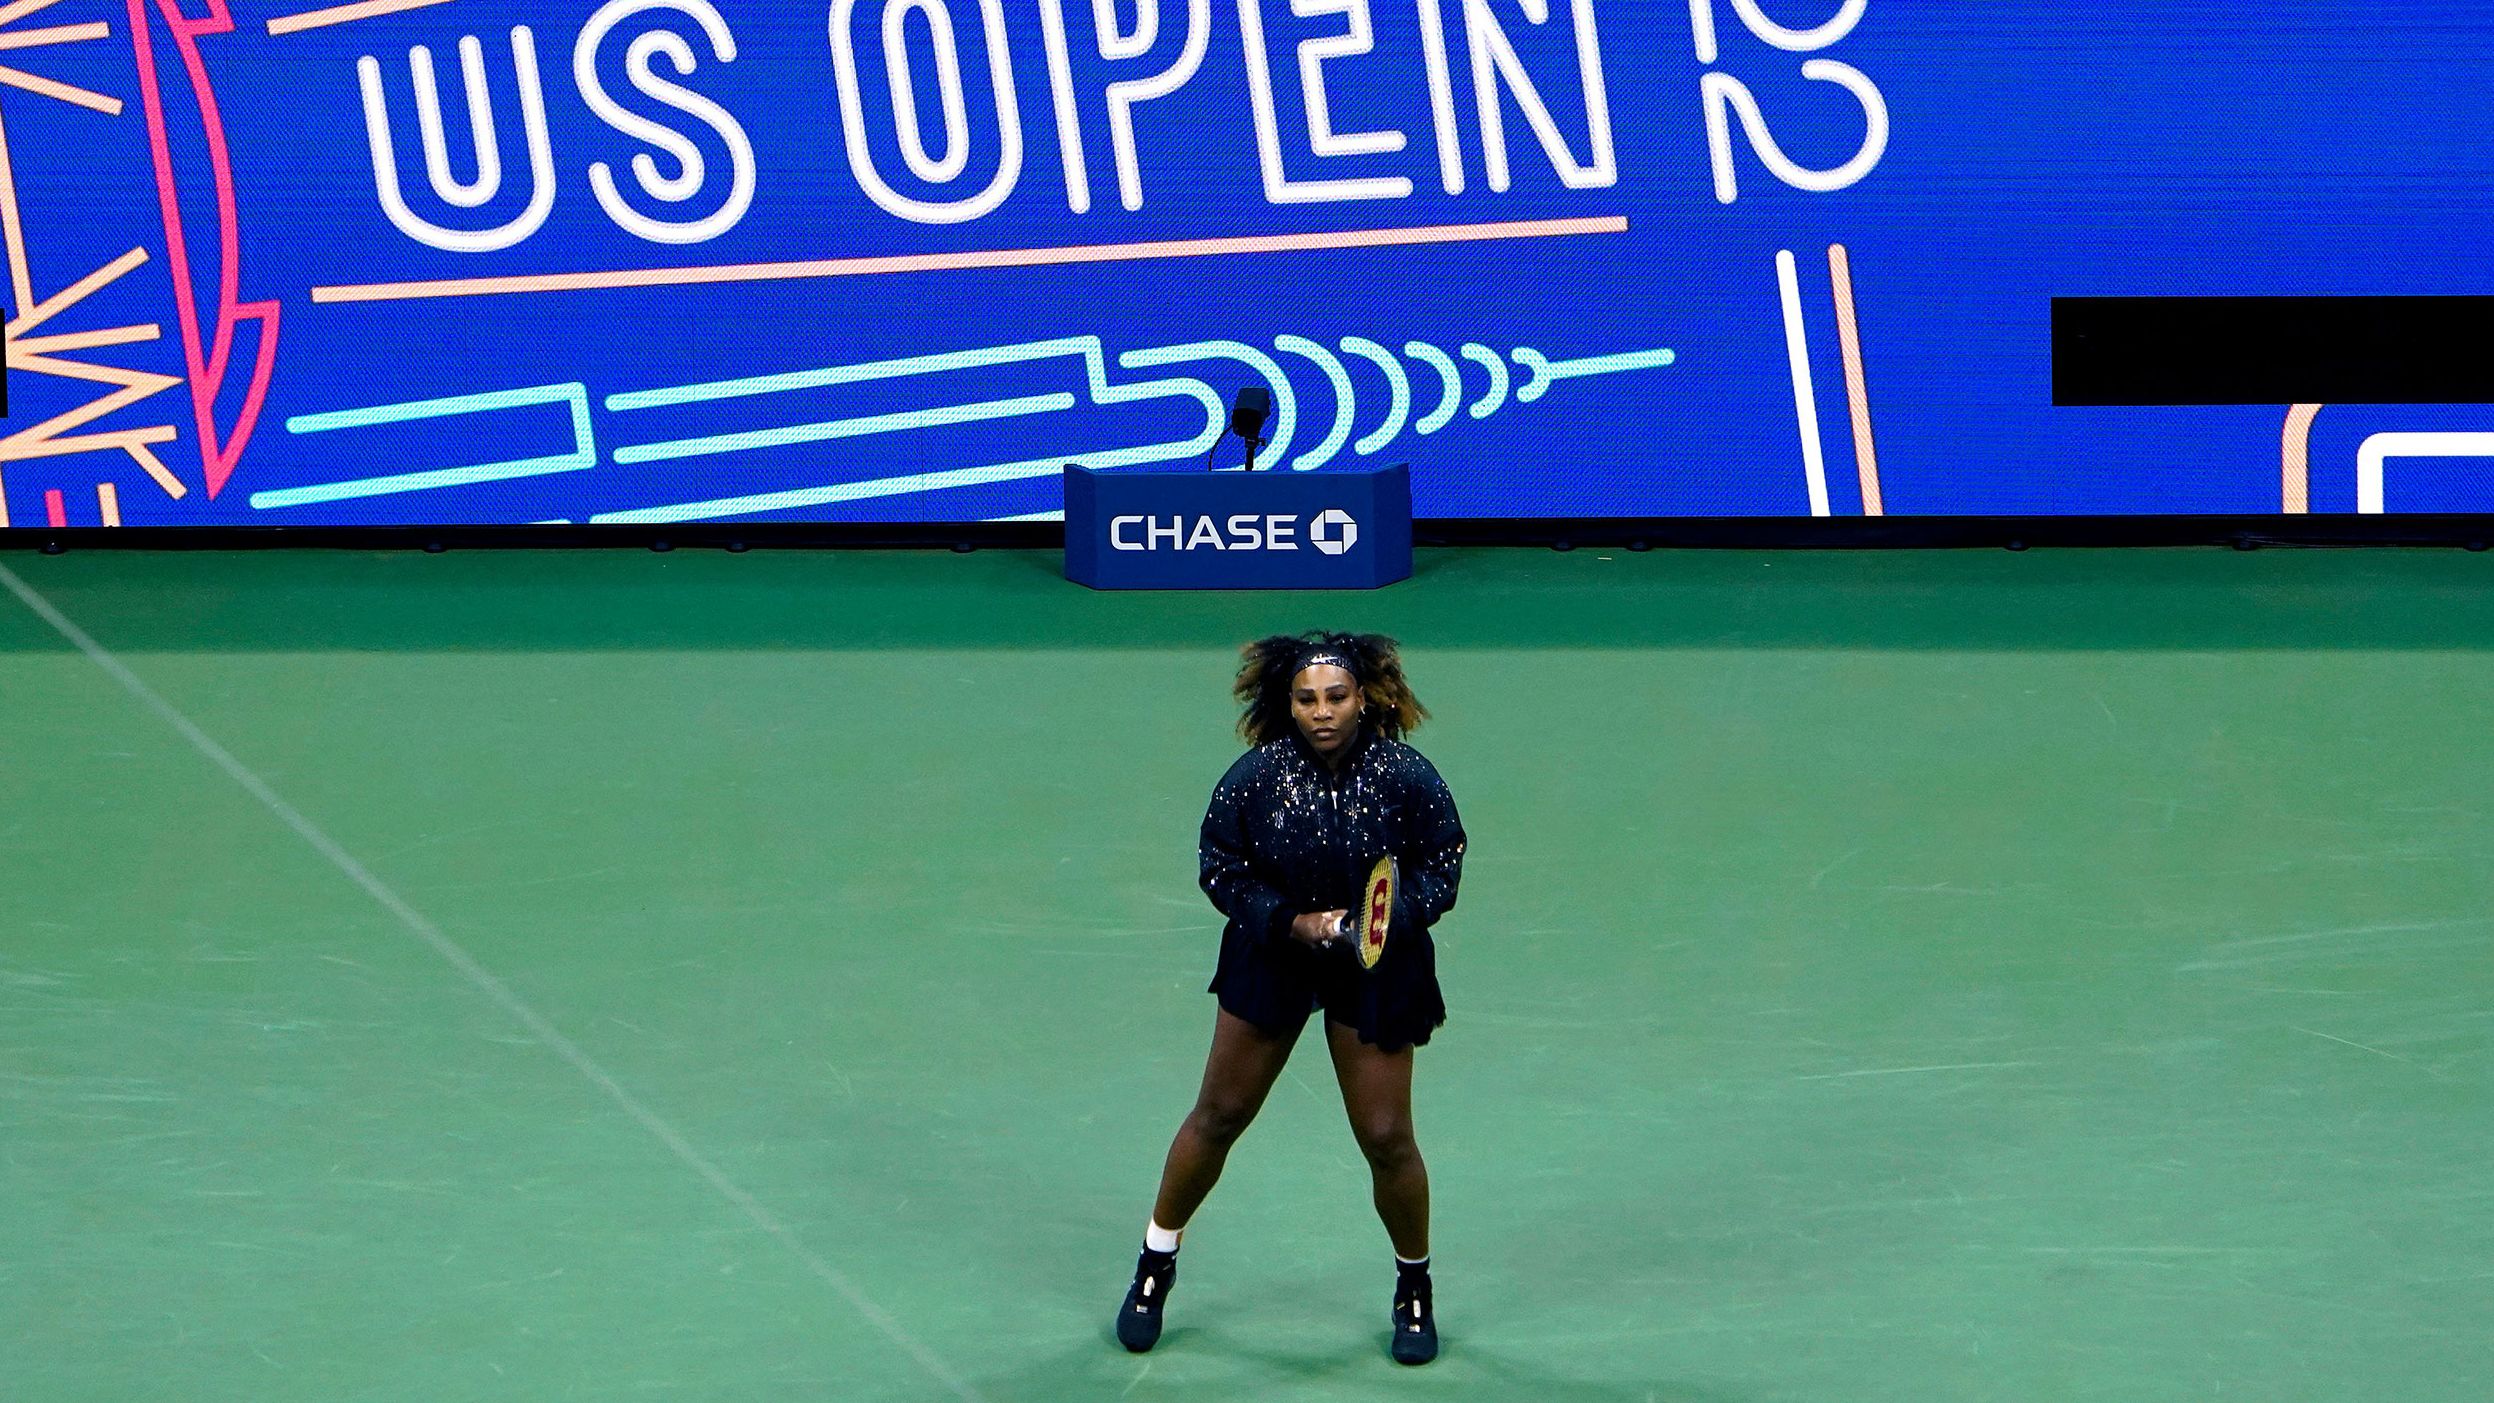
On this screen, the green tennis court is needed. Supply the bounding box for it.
[5,547,2489,1402]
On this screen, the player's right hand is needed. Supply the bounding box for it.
[1291,910,1351,947]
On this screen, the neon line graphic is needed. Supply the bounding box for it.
[1275,335,1354,470]
[1685,0,1718,63]
[1405,341,1461,434]
[0,0,82,26]
[96,480,120,525]
[2354,432,2494,515]
[3,227,185,497]
[0,420,177,463]
[608,341,1126,411]
[42,487,63,525]
[257,382,592,508]
[0,41,177,519]
[6,246,146,337]
[1126,338,1297,463]
[1512,346,1675,401]
[310,216,1632,303]
[0,0,118,112]
[2282,404,2322,514]
[1460,343,1508,419]
[267,0,461,37]
[0,16,132,339]
[16,323,162,354]
[580,328,1681,523]
[607,336,1223,477]
[0,21,107,51]
[1775,249,1831,517]
[612,394,1076,466]
[128,0,281,499]
[0,62,121,112]
[0,367,181,463]
[1827,244,1881,516]
[599,335,1227,519]
[0,105,35,317]
[1340,338,1411,455]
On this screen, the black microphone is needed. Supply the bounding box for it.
[1230,387,1272,470]
[1208,386,1275,470]
[1230,386,1271,442]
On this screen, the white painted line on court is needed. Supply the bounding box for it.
[0,562,988,1403]
[1793,1060,2035,1081]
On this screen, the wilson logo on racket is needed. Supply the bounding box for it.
[1356,856,1397,970]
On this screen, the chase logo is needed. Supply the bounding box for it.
[1106,511,1362,554]
[1310,509,1359,556]
[1064,463,1408,589]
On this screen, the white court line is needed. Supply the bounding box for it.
[1793,1061,2034,1081]
[1775,250,1833,518]
[0,563,987,1403]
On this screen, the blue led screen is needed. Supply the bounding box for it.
[4,0,2492,525]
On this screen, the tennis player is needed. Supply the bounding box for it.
[1115,632,1469,1364]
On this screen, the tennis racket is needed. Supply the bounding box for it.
[1353,855,1397,970]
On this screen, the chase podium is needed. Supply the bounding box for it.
[1063,463,1413,590]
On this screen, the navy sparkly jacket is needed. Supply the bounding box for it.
[1198,726,1467,947]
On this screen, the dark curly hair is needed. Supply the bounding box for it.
[1232,631,1428,746]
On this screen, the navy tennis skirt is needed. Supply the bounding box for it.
[1208,921,1446,1052]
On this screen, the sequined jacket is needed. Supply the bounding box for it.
[1198,727,1466,946]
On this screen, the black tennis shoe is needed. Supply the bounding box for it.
[1115,1248,1178,1352]
[1390,1277,1438,1364]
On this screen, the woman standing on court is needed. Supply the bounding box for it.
[1114,631,1468,1365]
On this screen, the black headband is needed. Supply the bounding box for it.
[1291,647,1363,683]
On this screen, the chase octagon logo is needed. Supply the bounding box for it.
[1310,509,1359,556]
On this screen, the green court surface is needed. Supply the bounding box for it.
[3,547,2489,1403]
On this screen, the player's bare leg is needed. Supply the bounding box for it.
[1327,1019,1436,1364]
[1117,1009,1297,1351]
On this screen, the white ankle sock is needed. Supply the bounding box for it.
[1145,1221,1182,1254]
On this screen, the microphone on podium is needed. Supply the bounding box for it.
[1208,386,1273,470]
